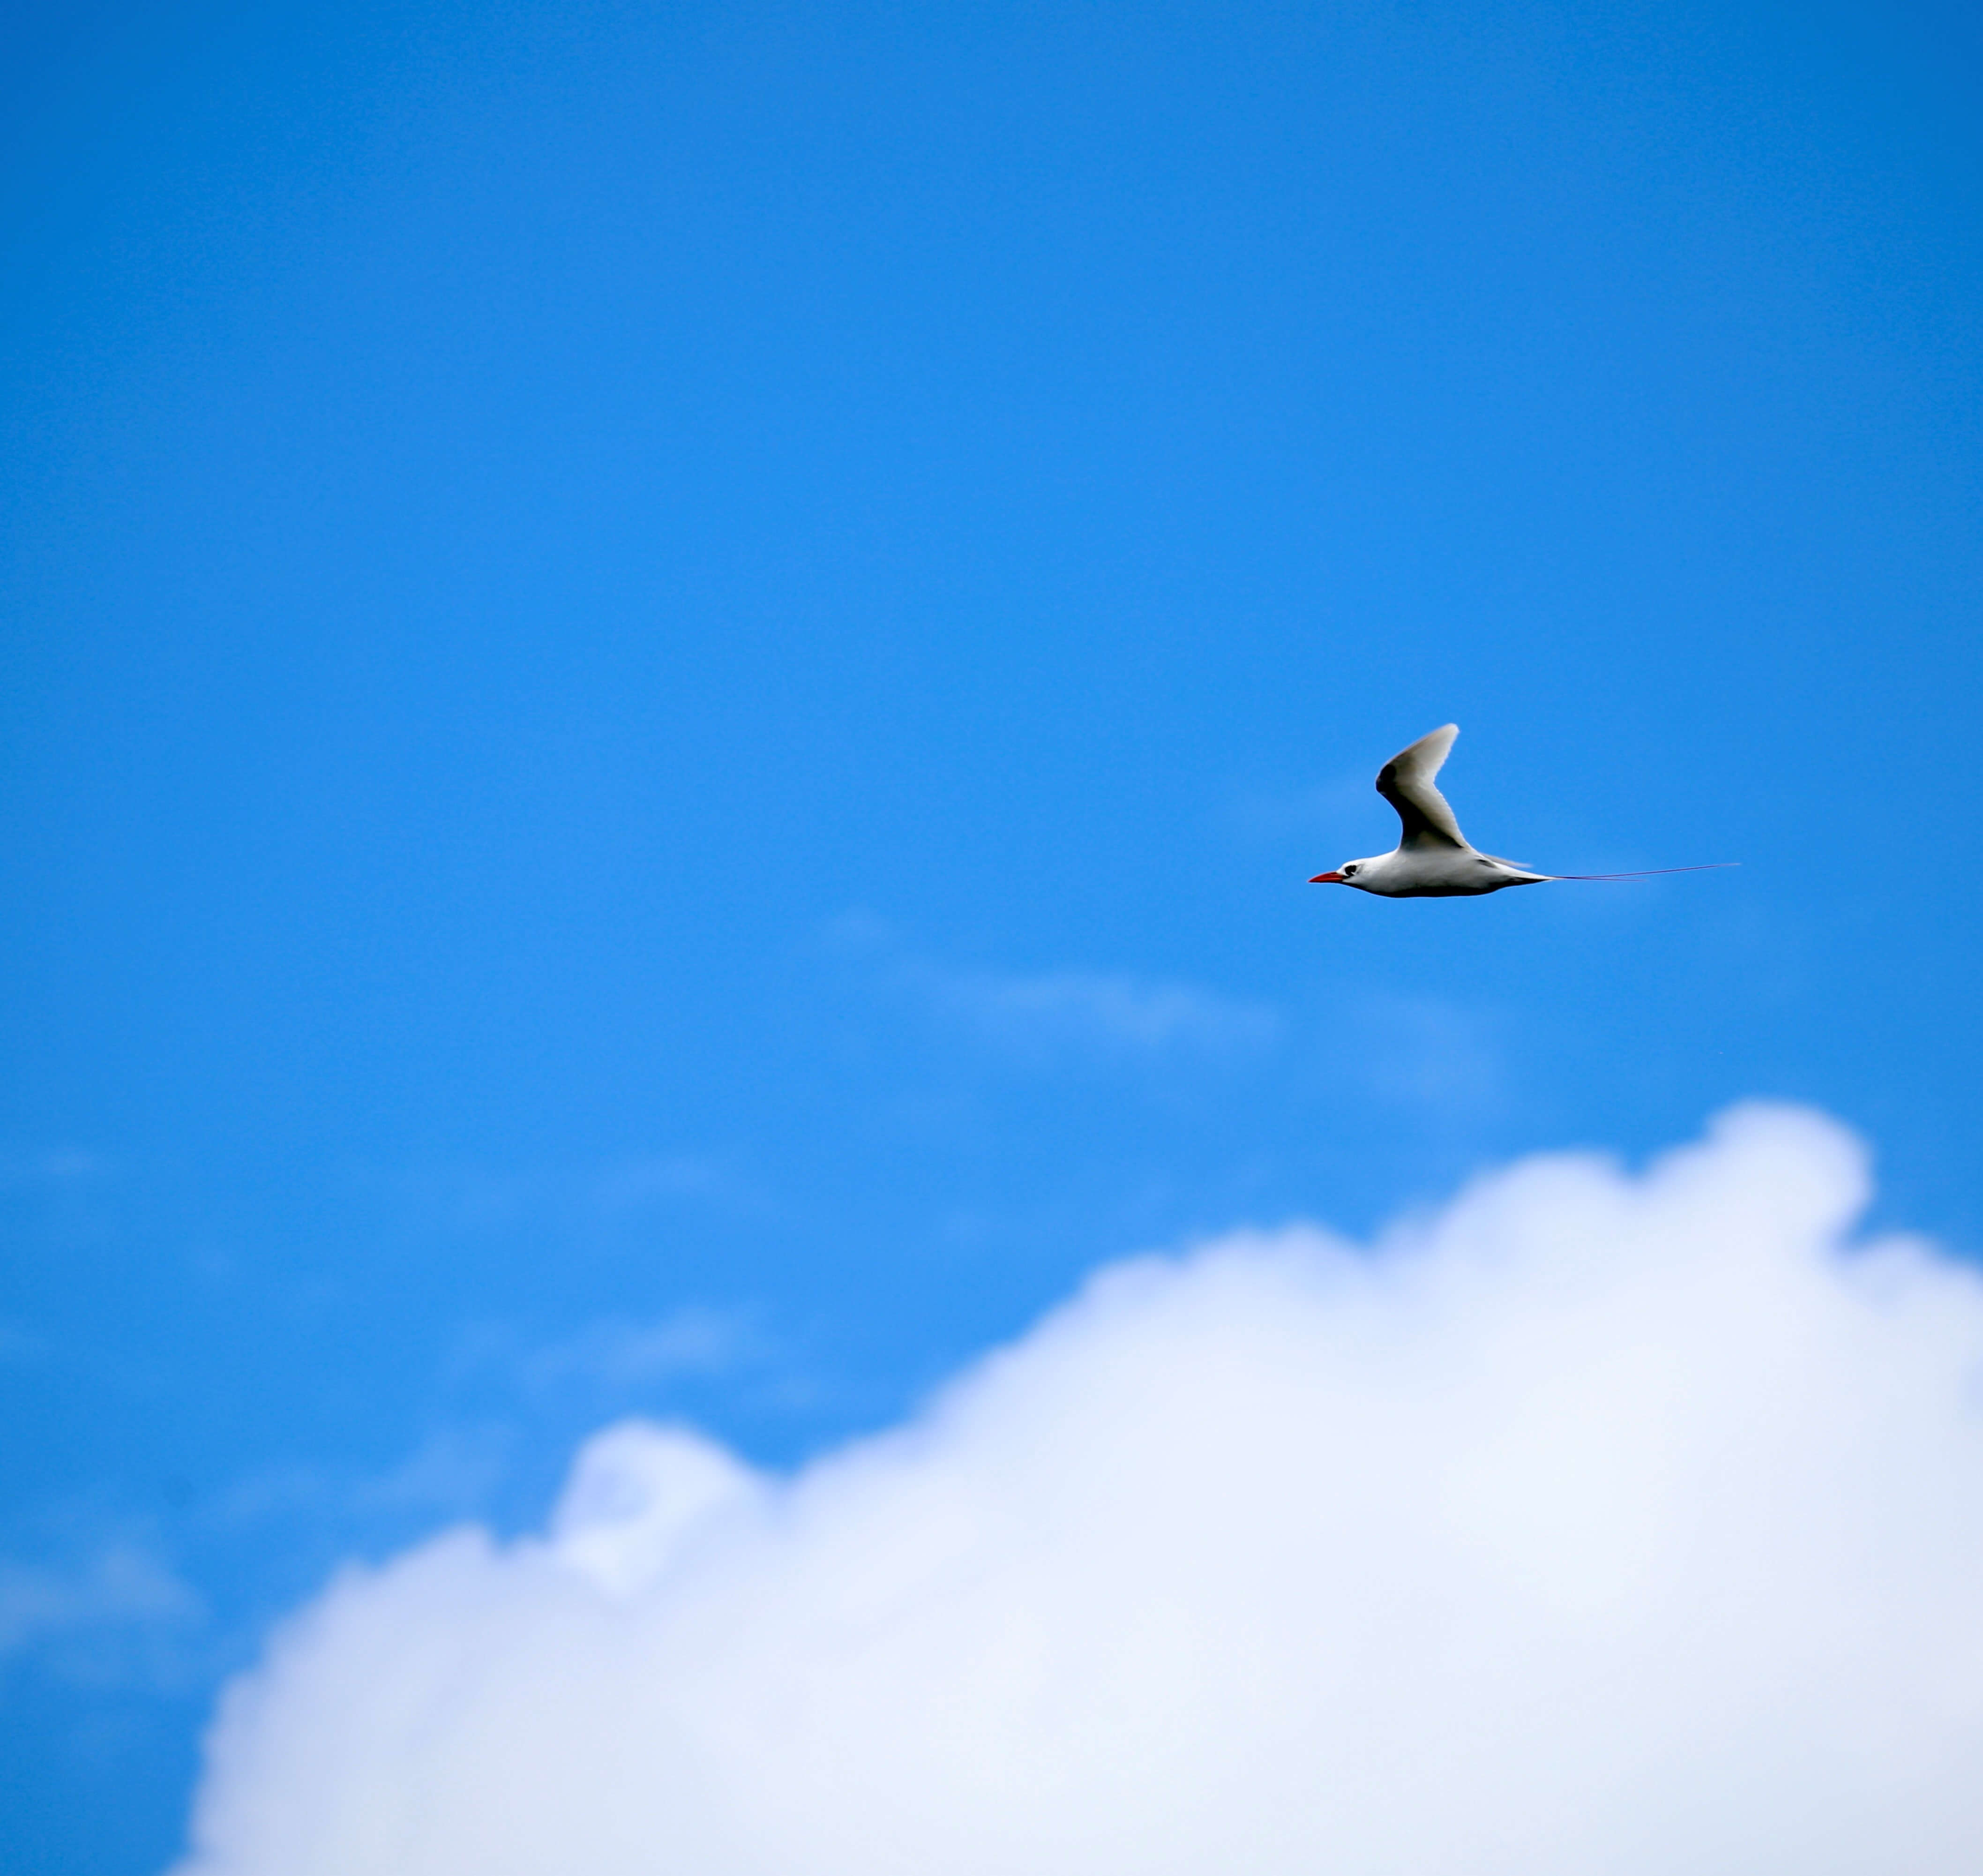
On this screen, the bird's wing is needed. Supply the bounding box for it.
[1376,724,1467,849]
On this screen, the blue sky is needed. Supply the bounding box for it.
[4,1,1981,1868]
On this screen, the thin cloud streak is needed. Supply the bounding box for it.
[828,914,1280,1065]
[935,966,1279,1056]
[518,1308,752,1395]
[0,1540,204,1691]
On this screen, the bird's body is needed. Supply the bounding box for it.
[1311,724,1549,897]
[1332,842,1549,897]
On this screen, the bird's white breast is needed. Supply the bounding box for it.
[1350,848,1539,898]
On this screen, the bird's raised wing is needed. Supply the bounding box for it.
[1376,723,1467,849]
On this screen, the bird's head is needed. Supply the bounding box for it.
[1309,858,1374,888]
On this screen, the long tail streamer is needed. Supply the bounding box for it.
[1550,863,1742,881]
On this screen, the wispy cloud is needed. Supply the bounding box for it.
[1225,772,1375,845]
[0,1148,112,1190]
[585,1157,733,1214]
[934,964,1280,1056]
[1351,991,1505,1117]
[829,913,1280,1065]
[517,1307,751,1396]
[0,1539,204,1691]
[205,1427,515,1536]
[368,1150,763,1244]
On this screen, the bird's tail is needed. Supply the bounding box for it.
[1547,863,1741,881]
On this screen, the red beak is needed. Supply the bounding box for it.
[1309,871,1346,884]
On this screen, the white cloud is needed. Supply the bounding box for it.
[173,1107,1983,1875]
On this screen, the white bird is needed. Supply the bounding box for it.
[1309,724,1734,898]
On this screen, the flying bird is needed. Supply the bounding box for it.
[1309,724,1735,898]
